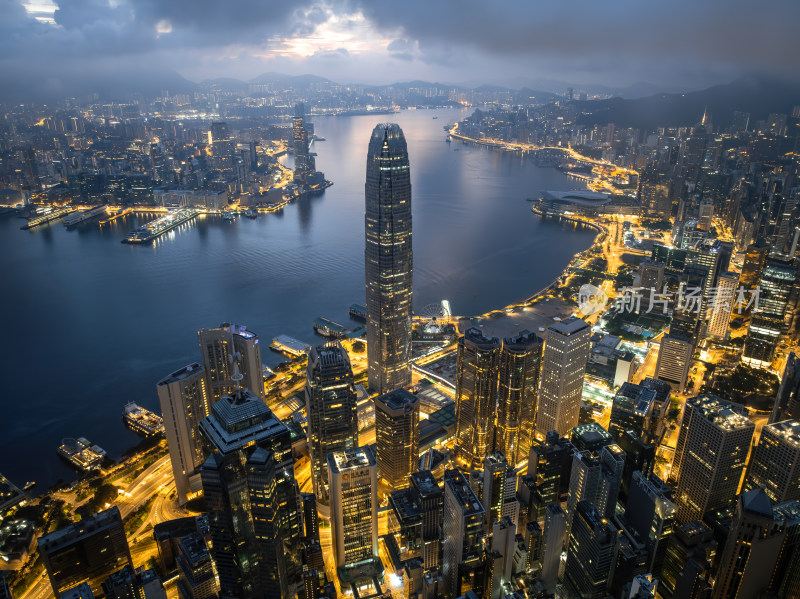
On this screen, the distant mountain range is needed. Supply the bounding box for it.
[1,66,797,132]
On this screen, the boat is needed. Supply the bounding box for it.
[432,116,438,119]
[23,481,35,491]
[221,210,237,221]
[123,402,165,437]
[63,205,107,228]
[446,136,451,143]
[57,437,106,471]
[121,208,198,244]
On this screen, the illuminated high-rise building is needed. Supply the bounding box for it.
[496,330,543,467]
[742,257,797,368]
[625,471,676,575]
[365,123,413,394]
[454,328,501,466]
[327,447,380,577]
[738,239,769,293]
[772,352,800,423]
[198,323,264,401]
[374,387,420,491]
[744,419,800,503]
[536,317,591,437]
[654,332,693,393]
[672,395,754,522]
[563,501,618,599]
[304,344,358,511]
[292,103,315,183]
[199,385,303,599]
[442,469,486,597]
[706,270,738,339]
[156,363,211,505]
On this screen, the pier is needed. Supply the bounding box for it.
[21,206,75,230]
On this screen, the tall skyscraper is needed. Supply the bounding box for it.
[37,507,132,598]
[563,501,618,599]
[442,469,486,597]
[659,521,716,599]
[365,123,413,394]
[706,270,738,339]
[454,328,501,466]
[565,444,625,533]
[742,257,797,368]
[482,452,517,532]
[327,447,380,577]
[654,332,693,393]
[712,489,787,599]
[672,395,754,522]
[536,317,591,437]
[744,419,800,503]
[540,504,566,593]
[772,352,800,423]
[292,103,315,183]
[198,323,264,401]
[199,385,303,599]
[157,363,211,505]
[304,344,358,511]
[496,330,543,467]
[374,387,420,491]
[410,470,443,569]
[625,471,676,575]
[609,382,658,442]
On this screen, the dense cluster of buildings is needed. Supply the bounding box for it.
[8,83,800,599]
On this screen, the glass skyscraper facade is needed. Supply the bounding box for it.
[365,123,413,394]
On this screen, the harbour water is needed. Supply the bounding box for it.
[0,107,596,488]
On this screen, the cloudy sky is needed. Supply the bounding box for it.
[4,0,799,94]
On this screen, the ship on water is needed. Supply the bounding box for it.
[57,437,106,471]
[122,402,165,437]
[63,205,107,228]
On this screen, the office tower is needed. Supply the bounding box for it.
[654,333,693,393]
[101,566,165,599]
[610,519,649,598]
[638,169,672,219]
[617,431,656,499]
[659,521,716,599]
[496,330,543,467]
[199,386,303,599]
[772,352,800,422]
[540,504,566,593]
[738,239,769,292]
[527,430,573,507]
[37,507,132,598]
[640,377,673,437]
[485,517,516,599]
[637,259,665,291]
[176,533,217,599]
[198,323,264,401]
[410,470,444,569]
[563,501,618,599]
[652,244,687,275]
[442,469,486,597]
[770,499,800,597]
[672,395,755,522]
[626,471,676,575]
[743,257,797,368]
[706,271,738,339]
[304,344,358,510]
[375,387,420,491]
[627,575,658,599]
[697,200,713,231]
[536,317,591,437]
[571,422,613,452]
[157,363,211,505]
[524,521,543,569]
[712,489,787,599]
[327,447,380,577]
[365,123,413,394]
[482,452,518,532]
[609,382,657,442]
[744,419,800,503]
[388,486,423,564]
[454,328,501,466]
[566,444,625,533]
[292,103,315,183]
[300,492,320,542]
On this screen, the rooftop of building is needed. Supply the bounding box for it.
[157,362,203,385]
[37,506,122,551]
[462,327,500,348]
[571,422,613,449]
[374,387,419,412]
[549,316,589,336]
[410,470,441,498]
[502,329,542,349]
[764,419,800,448]
[200,389,287,456]
[444,469,484,516]
[389,488,422,523]
[328,446,375,473]
[687,394,754,431]
[308,343,350,369]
